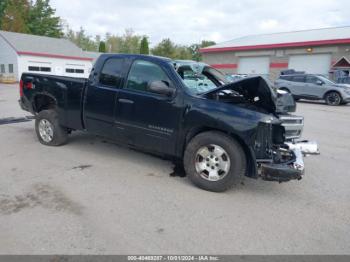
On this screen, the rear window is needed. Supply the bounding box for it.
[99,58,124,87]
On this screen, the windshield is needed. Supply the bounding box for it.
[318,76,336,85]
[176,63,229,95]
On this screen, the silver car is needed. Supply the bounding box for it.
[275,74,350,105]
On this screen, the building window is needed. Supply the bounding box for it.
[28,66,40,71]
[8,64,14,73]
[0,64,5,73]
[65,68,84,74]
[28,66,51,72]
[40,67,51,72]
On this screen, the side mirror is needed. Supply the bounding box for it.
[148,81,175,97]
[316,80,323,85]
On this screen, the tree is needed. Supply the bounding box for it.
[98,41,106,53]
[140,36,149,55]
[65,27,97,51]
[0,0,9,28]
[151,38,193,60]
[189,40,216,61]
[151,38,177,58]
[1,0,29,33]
[27,0,63,37]
[105,29,142,54]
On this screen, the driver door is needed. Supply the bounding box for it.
[115,59,182,155]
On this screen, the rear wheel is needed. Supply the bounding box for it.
[184,131,246,192]
[35,109,68,146]
[325,91,342,106]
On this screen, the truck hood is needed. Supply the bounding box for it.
[201,76,296,114]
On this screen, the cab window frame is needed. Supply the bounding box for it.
[124,59,175,96]
[98,57,125,88]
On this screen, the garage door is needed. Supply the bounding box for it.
[238,57,270,75]
[289,54,331,74]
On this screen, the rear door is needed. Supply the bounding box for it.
[115,59,182,155]
[290,75,306,96]
[84,57,125,138]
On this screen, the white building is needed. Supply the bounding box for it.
[0,30,94,82]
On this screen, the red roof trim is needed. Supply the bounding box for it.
[211,63,238,69]
[270,62,288,68]
[331,56,350,68]
[17,51,93,61]
[200,38,350,53]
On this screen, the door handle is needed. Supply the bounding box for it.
[118,98,134,104]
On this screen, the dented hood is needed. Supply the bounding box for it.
[201,76,295,113]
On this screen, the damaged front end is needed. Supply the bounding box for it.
[254,119,319,182]
[201,75,320,183]
[175,61,319,183]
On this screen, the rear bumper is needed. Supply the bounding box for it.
[258,140,319,182]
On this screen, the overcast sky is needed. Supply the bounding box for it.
[51,0,350,46]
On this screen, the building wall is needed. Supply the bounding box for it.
[202,44,350,81]
[17,55,93,81]
[0,36,19,81]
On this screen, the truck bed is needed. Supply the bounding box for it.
[20,73,87,130]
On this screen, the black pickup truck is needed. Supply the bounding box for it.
[19,54,318,192]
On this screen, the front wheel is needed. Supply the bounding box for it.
[325,92,342,106]
[35,109,68,146]
[184,131,246,192]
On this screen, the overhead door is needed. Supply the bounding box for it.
[238,57,270,75]
[289,54,331,75]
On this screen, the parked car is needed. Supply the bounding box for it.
[225,74,248,83]
[275,74,350,105]
[19,54,318,192]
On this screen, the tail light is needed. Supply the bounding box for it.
[19,80,33,97]
[19,80,24,97]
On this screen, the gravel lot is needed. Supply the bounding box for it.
[0,83,349,255]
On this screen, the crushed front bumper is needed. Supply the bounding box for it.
[259,140,319,182]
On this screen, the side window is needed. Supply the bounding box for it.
[125,60,171,93]
[281,76,292,81]
[292,76,305,82]
[99,58,124,87]
[306,76,318,84]
[0,64,5,73]
[8,64,14,73]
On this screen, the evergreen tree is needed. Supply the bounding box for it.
[99,41,106,53]
[27,0,63,37]
[0,0,9,29]
[140,36,149,55]
[1,0,29,33]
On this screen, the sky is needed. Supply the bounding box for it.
[51,0,350,46]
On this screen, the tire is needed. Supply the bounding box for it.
[183,131,246,192]
[325,91,342,106]
[35,109,68,146]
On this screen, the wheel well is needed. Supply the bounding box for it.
[323,90,342,100]
[33,95,57,113]
[184,127,257,178]
[279,87,290,92]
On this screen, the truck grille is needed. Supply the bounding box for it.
[279,115,304,140]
